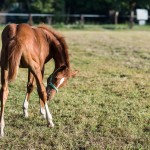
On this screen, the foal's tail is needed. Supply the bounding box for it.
[7,39,22,82]
[1,24,22,82]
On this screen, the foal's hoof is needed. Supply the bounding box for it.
[24,113,29,118]
[42,114,46,119]
[23,109,29,118]
[0,133,4,138]
[47,122,54,128]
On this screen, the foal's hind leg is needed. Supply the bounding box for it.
[0,68,9,137]
[23,70,34,117]
[23,68,46,118]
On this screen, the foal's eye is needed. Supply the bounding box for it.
[53,77,57,82]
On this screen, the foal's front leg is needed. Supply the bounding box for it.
[23,70,34,117]
[31,64,54,127]
[40,67,46,118]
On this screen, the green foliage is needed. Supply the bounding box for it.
[105,0,129,11]
[29,0,54,13]
[1,0,150,14]
[53,0,65,22]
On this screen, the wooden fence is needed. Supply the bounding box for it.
[0,12,148,25]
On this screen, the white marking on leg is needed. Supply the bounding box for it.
[23,95,29,118]
[40,107,46,119]
[57,77,65,88]
[0,115,5,137]
[45,103,54,127]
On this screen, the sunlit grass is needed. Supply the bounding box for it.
[0,27,150,149]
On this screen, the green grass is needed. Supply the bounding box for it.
[53,23,150,31]
[0,27,150,149]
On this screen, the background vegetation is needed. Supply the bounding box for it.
[1,0,150,14]
[1,0,150,24]
[0,26,149,149]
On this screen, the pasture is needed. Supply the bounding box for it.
[0,27,150,149]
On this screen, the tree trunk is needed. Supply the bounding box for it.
[129,1,136,29]
[129,11,134,29]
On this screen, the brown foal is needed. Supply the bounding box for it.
[0,23,76,137]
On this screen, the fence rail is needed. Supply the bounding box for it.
[0,13,110,25]
[0,13,107,17]
[0,13,150,25]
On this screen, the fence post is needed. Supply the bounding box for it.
[114,11,119,25]
[47,16,52,25]
[28,14,33,25]
[80,15,84,27]
[66,14,70,24]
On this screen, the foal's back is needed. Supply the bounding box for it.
[1,23,51,81]
[2,24,50,69]
[2,24,35,46]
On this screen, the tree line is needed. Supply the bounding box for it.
[0,0,150,25]
[1,0,149,15]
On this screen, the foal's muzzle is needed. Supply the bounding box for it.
[46,87,56,100]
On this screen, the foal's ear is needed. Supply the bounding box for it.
[70,70,78,78]
[59,65,67,71]
[56,65,66,74]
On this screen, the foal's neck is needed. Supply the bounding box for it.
[52,48,68,70]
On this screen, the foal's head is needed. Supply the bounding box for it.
[46,65,76,100]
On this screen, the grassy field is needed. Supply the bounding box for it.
[0,26,150,149]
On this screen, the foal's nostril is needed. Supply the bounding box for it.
[47,94,50,99]
[46,88,50,99]
[47,92,51,100]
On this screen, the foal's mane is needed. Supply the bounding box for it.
[38,25,70,70]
